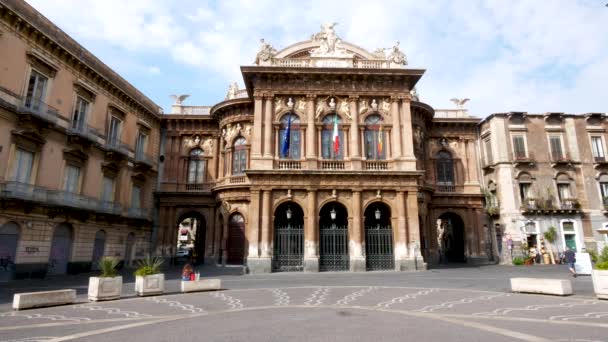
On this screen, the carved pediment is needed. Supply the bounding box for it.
[63,147,88,165]
[101,161,121,177]
[11,129,46,151]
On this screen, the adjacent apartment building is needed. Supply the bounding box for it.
[0,0,161,280]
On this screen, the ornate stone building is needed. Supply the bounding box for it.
[0,0,161,279]
[156,25,488,273]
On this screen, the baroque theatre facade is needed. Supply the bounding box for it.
[157,25,489,273]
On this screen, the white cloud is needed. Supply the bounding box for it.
[26,0,607,115]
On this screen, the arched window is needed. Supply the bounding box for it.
[321,114,344,160]
[364,114,386,160]
[232,137,247,175]
[188,148,205,184]
[279,113,301,159]
[436,151,454,184]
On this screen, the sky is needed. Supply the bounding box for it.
[27,0,608,117]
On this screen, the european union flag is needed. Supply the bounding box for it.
[281,111,292,158]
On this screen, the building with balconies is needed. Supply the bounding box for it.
[0,0,161,279]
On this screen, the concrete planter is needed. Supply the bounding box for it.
[88,276,122,301]
[135,274,164,296]
[592,269,608,300]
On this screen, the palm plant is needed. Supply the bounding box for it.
[98,257,119,278]
[543,226,557,264]
[134,255,164,276]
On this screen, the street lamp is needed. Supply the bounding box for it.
[330,207,336,221]
[375,208,381,220]
[286,206,292,220]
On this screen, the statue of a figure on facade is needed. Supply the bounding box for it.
[170,94,190,105]
[310,22,353,58]
[371,99,378,111]
[254,38,277,65]
[339,98,351,119]
[225,82,239,100]
[387,41,407,66]
[410,87,419,101]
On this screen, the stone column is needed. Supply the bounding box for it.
[304,189,319,272]
[263,96,273,164]
[395,191,408,270]
[390,98,402,162]
[349,96,361,170]
[247,189,271,273]
[306,95,316,169]
[350,190,365,271]
[400,98,416,169]
[251,94,263,158]
[260,190,272,258]
[406,190,425,270]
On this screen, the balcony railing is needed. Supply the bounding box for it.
[595,156,608,164]
[67,124,101,143]
[18,97,59,125]
[0,181,47,202]
[135,151,156,168]
[560,198,580,210]
[278,160,302,170]
[185,183,207,191]
[364,160,389,170]
[435,184,464,193]
[127,207,150,219]
[513,152,535,163]
[551,153,571,164]
[320,160,345,170]
[521,197,580,214]
[47,190,99,211]
[105,138,131,156]
[230,176,247,184]
[98,200,123,215]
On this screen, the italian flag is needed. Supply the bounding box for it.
[377,125,383,156]
[333,115,340,154]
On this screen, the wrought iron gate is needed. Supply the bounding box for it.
[365,225,394,270]
[273,225,303,272]
[319,224,349,271]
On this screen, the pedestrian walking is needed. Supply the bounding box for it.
[564,247,577,277]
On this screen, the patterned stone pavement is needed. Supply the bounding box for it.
[1,286,607,342]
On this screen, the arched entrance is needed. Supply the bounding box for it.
[48,223,73,275]
[0,222,20,281]
[437,213,466,263]
[124,232,135,267]
[319,202,349,271]
[176,211,206,265]
[227,213,245,265]
[364,202,394,271]
[273,202,304,272]
[91,230,106,270]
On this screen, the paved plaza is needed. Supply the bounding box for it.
[0,265,606,342]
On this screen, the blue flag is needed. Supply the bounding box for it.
[281,112,292,158]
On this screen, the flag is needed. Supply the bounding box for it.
[332,114,340,155]
[281,111,292,157]
[377,125,383,157]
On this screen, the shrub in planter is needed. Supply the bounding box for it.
[88,257,122,301]
[134,256,165,296]
[592,247,608,300]
[512,257,524,266]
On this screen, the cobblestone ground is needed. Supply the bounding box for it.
[0,266,605,341]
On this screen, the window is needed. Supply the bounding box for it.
[321,114,344,160]
[557,183,571,202]
[12,148,34,183]
[63,165,80,193]
[279,113,301,159]
[24,70,48,110]
[135,131,148,159]
[484,138,493,164]
[512,135,527,159]
[436,151,454,184]
[131,185,142,209]
[232,137,247,175]
[364,114,386,160]
[188,148,206,184]
[101,176,115,202]
[599,175,608,205]
[591,136,605,160]
[107,116,122,146]
[561,221,577,252]
[549,135,564,160]
[71,97,89,131]
[519,183,531,201]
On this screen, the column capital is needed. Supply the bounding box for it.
[263,93,274,100]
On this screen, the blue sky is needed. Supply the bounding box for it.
[28,0,608,117]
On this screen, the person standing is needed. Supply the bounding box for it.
[564,247,577,277]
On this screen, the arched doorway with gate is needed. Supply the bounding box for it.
[319,202,349,271]
[364,202,394,271]
[91,230,106,271]
[0,222,20,281]
[273,202,304,272]
[227,213,245,265]
[437,212,466,263]
[176,211,206,265]
[48,223,73,275]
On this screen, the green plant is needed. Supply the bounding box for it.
[512,257,524,265]
[98,257,119,278]
[134,256,164,276]
[543,226,557,243]
[596,261,608,270]
[589,250,598,263]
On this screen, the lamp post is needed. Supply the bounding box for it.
[330,206,336,229]
[375,207,381,229]
[286,206,292,229]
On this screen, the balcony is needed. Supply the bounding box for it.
[513,152,535,166]
[594,156,608,168]
[320,160,345,170]
[521,197,580,215]
[47,190,99,211]
[97,201,123,216]
[364,160,389,171]
[18,97,59,125]
[67,124,101,144]
[560,198,581,210]
[0,182,47,202]
[277,160,302,170]
[134,151,156,169]
[127,207,151,220]
[435,184,464,193]
[230,176,247,184]
[551,153,573,166]
[104,138,130,158]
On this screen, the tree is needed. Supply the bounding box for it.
[543,226,557,264]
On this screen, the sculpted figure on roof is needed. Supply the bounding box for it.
[387,41,407,66]
[255,38,277,65]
